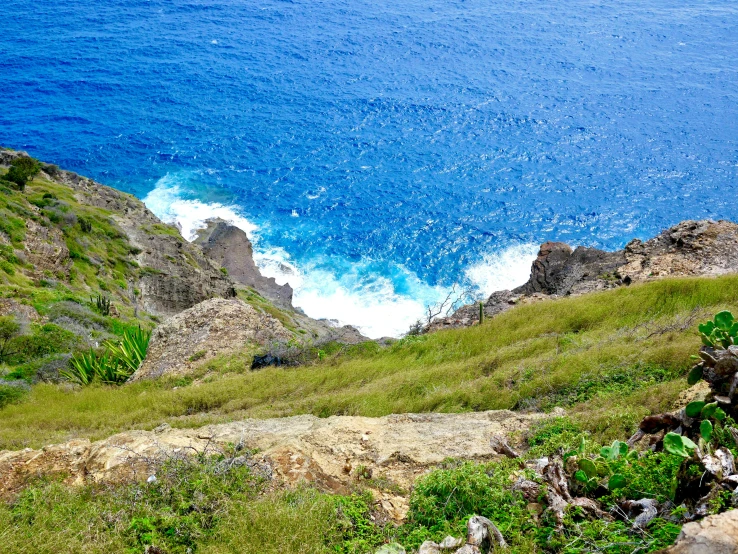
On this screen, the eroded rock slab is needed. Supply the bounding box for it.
[0,410,543,497]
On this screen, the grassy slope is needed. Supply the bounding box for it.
[2,274,737,449]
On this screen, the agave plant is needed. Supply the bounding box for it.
[104,326,151,379]
[62,327,151,386]
[61,349,101,385]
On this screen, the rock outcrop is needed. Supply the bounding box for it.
[195,219,294,309]
[129,298,293,381]
[0,410,543,500]
[434,220,738,331]
[661,509,738,554]
[1,149,236,317]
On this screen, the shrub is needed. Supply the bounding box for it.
[0,383,27,408]
[0,315,21,363]
[78,216,92,233]
[4,156,40,190]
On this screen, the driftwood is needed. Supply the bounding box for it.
[467,515,508,549]
[489,434,520,459]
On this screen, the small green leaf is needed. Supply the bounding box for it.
[714,311,735,331]
[608,474,627,490]
[617,440,628,457]
[701,402,719,419]
[579,458,598,479]
[699,321,716,335]
[577,436,586,455]
[687,364,704,386]
[599,446,612,459]
[686,401,706,418]
[714,407,727,421]
[574,470,588,483]
[663,432,696,458]
[701,419,714,442]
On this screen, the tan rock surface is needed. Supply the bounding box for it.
[0,410,543,497]
[660,509,738,554]
[130,298,293,381]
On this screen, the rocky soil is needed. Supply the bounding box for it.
[433,220,738,331]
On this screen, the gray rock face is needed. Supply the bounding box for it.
[194,219,293,309]
[48,166,235,317]
[519,242,626,296]
[661,509,738,554]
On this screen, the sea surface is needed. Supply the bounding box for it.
[2,0,737,336]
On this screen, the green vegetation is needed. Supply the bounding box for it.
[2,155,41,190]
[0,416,688,553]
[1,275,737,449]
[62,327,151,385]
[3,157,738,552]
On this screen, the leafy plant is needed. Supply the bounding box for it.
[698,310,738,348]
[663,432,697,458]
[573,439,635,493]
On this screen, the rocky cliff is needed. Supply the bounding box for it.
[194,218,294,309]
[433,220,738,331]
[0,149,235,317]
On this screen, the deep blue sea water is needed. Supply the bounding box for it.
[2,0,737,336]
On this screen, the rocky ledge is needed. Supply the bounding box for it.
[0,409,544,519]
[433,220,738,331]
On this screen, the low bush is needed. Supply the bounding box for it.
[4,156,40,190]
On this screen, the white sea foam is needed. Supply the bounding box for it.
[143,174,257,241]
[143,174,540,338]
[464,243,539,296]
[256,258,446,338]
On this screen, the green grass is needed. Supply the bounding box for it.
[1,275,737,449]
[0,417,684,554]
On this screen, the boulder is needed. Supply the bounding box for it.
[435,220,738,332]
[129,298,292,381]
[661,509,738,554]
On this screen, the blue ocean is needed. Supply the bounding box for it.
[1,0,737,336]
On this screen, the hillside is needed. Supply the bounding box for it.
[2,151,738,553]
